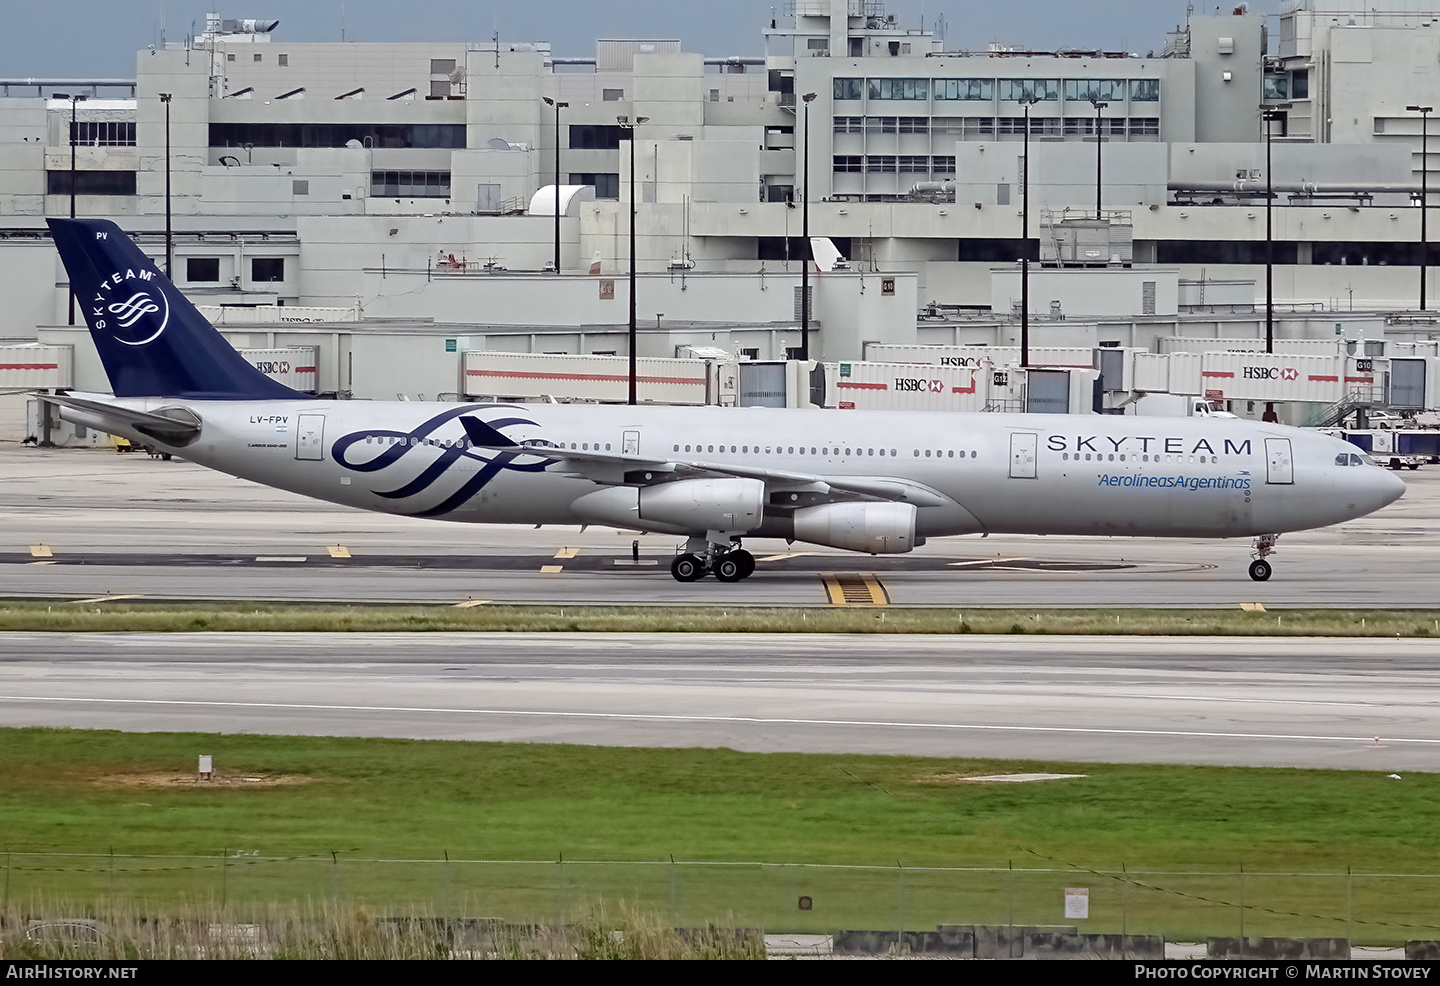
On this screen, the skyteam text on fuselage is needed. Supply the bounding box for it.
[42,218,1405,583]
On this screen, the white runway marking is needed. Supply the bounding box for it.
[2,694,1435,747]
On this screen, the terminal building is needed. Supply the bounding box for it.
[3,0,1440,412]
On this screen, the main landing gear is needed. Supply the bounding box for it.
[670,535,757,583]
[1248,533,1279,582]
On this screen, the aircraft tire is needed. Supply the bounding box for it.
[1248,559,1272,582]
[671,554,706,582]
[713,556,744,583]
[734,550,756,579]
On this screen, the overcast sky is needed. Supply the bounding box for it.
[3,1,1282,79]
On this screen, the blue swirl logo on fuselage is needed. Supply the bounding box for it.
[331,405,556,518]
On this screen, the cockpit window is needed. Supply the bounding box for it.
[1350,454,1366,467]
[1335,453,1350,466]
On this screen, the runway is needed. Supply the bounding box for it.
[1,633,1437,770]
[0,447,1432,607]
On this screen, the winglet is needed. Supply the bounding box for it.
[461,415,523,450]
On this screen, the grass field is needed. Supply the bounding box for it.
[2,727,1438,942]
[2,599,1440,636]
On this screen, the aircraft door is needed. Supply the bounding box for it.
[1009,432,1038,479]
[1265,437,1293,485]
[623,430,640,456]
[296,413,326,461]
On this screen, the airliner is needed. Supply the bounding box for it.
[42,218,1404,583]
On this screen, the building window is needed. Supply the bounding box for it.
[568,124,623,150]
[999,79,1058,101]
[227,52,235,62]
[897,155,929,173]
[833,116,863,134]
[251,258,285,282]
[898,116,929,134]
[69,121,136,146]
[1292,70,1309,100]
[833,78,863,100]
[1063,79,1126,102]
[430,58,457,74]
[430,81,452,98]
[1263,72,1289,101]
[278,54,288,66]
[867,78,928,100]
[186,258,220,282]
[210,123,466,149]
[864,116,899,134]
[45,171,137,195]
[602,88,624,101]
[253,53,263,62]
[292,179,309,195]
[1131,118,1160,138]
[370,170,452,197]
[569,172,619,199]
[865,155,898,173]
[832,155,862,173]
[934,78,993,101]
[931,155,956,175]
[1130,79,1160,102]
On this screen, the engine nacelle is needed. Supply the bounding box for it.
[640,477,764,532]
[792,501,917,554]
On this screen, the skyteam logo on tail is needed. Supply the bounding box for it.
[91,267,170,347]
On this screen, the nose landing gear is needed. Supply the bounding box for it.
[670,535,757,583]
[1248,534,1279,582]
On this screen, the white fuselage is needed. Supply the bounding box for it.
[91,397,1405,546]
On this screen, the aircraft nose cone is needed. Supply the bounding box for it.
[1362,467,1407,515]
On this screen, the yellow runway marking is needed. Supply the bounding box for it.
[453,599,491,609]
[68,594,145,605]
[327,545,352,559]
[822,573,889,607]
[553,547,580,559]
[539,565,564,574]
[29,545,53,558]
[1241,602,1267,612]
[756,551,823,562]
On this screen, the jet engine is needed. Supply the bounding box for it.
[640,477,764,530]
[571,477,764,534]
[792,501,917,554]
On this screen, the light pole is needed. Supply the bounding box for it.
[542,96,568,273]
[1262,104,1289,422]
[159,92,173,279]
[1088,96,1108,219]
[1020,93,1039,369]
[618,114,649,405]
[55,92,86,324]
[1407,104,1432,310]
[799,91,817,360]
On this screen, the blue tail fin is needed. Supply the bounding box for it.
[48,218,304,399]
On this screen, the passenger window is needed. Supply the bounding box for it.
[789,446,795,454]
[1063,453,1069,461]
[969,451,975,458]
[948,450,954,458]
[925,450,932,457]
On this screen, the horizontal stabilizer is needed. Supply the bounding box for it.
[38,393,201,446]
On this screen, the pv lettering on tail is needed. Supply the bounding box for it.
[40,218,1405,583]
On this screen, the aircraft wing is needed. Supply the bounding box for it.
[461,415,953,509]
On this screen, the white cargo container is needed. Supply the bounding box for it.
[1168,352,1204,395]
[863,344,1097,369]
[827,361,989,412]
[1197,353,1381,404]
[0,345,72,391]
[1158,337,1344,356]
[1132,352,1170,392]
[239,348,319,393]
[197,305,360,324]
[462,351,713,405]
